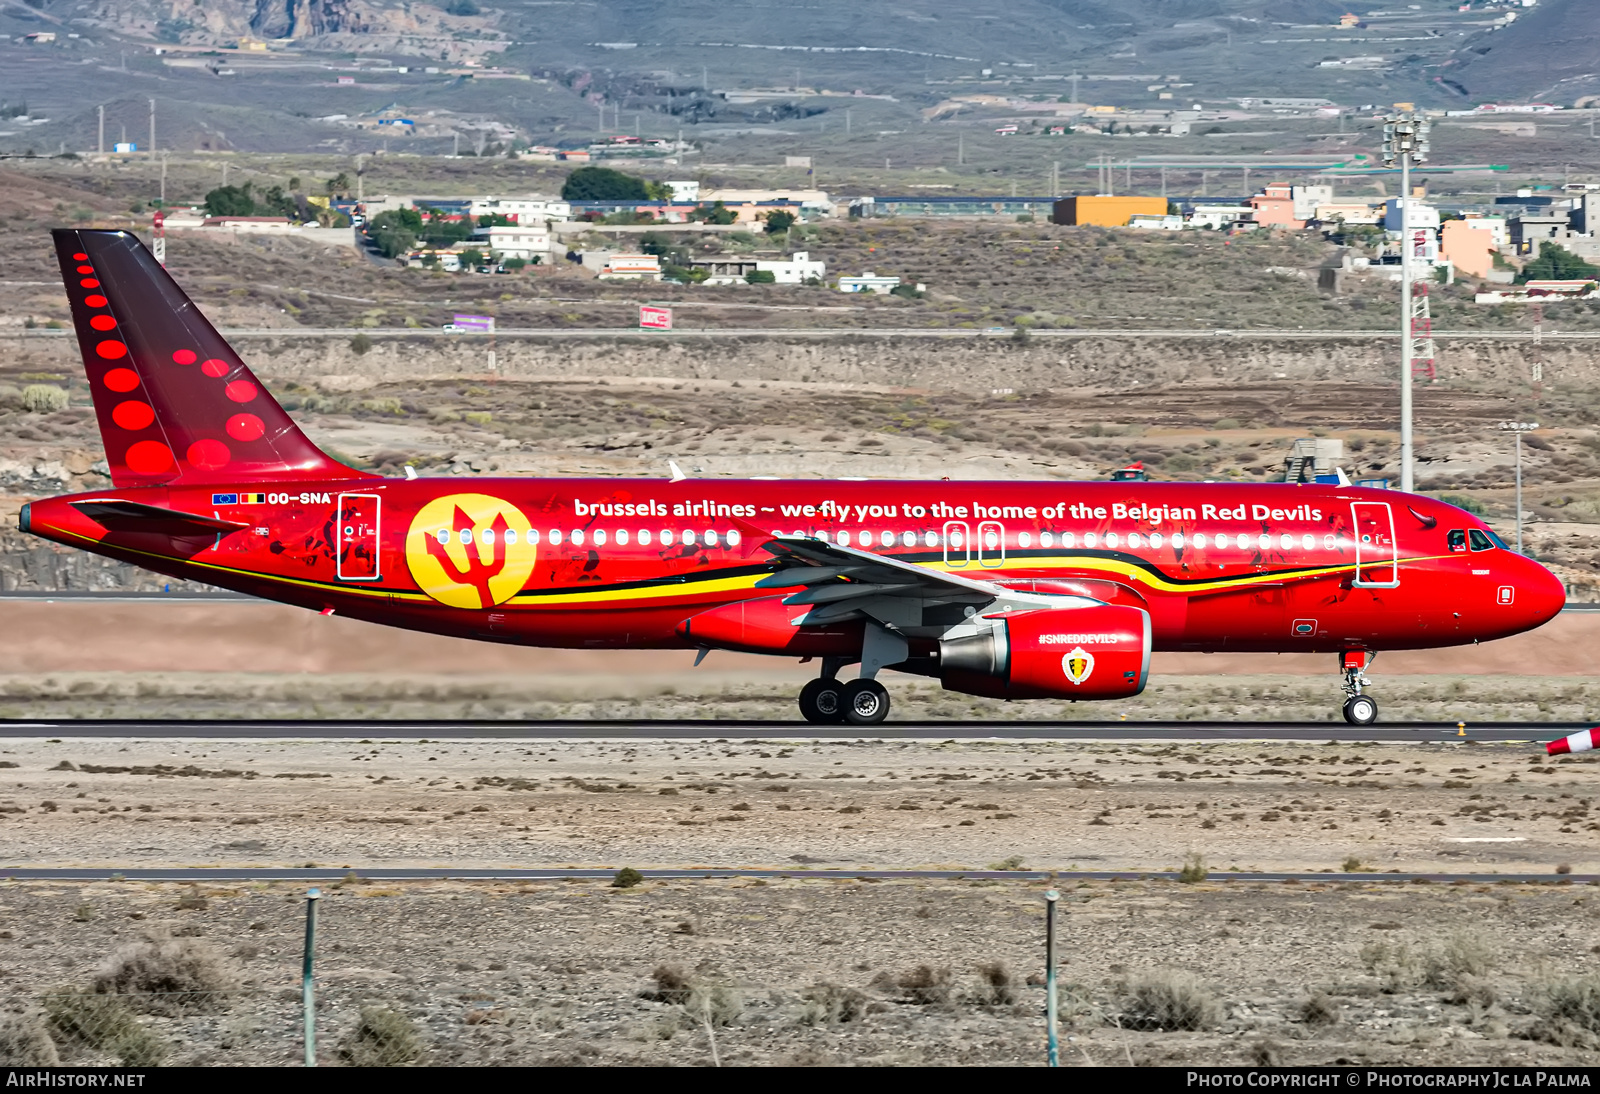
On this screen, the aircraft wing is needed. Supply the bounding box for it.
[750,533,1004,625]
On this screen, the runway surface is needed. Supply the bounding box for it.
[0,867,1588,885]
[0,717,1577,742]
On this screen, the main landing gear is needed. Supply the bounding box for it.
[797,659,892,726]
[1340,650,1378,725]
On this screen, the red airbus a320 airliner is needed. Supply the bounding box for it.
[18,230,1566,725]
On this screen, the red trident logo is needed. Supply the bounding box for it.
[424,504,510,609]
[406,493,537,610]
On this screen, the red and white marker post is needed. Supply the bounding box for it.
[1546,729,1600,756]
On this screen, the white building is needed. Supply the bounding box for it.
[1459,213,1509,249]
[702,187,833,215]
[469,197,571,224]
[1185,205,1254,230]
[472,224,552,260]
[597,254,662,281]
[755,250,826,283]
[665,181,700,202]
[1291,184,1334,223]
[1384,198,1441,232]
[838,272,901,294]
[1314,201,1381,225]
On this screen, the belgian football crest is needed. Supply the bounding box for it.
[1062,647,1094,685]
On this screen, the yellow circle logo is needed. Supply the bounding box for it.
[406,493,537,609]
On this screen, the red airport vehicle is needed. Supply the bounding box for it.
[18,230,1567,726]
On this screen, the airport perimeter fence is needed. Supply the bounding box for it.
[0,885,1075,1067]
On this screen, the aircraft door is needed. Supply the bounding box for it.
[1350,501,1398,588]
[336,493,382,581]
[943,521,971,569]
[977,520,1006,568]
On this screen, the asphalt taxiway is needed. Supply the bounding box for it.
[0,718,1576,743]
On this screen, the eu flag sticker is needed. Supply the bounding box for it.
[211,493,239,506]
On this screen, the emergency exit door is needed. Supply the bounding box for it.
[336,493,382,581]
[1350,501,1398,588]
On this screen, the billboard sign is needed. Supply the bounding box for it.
[639,305,673,330]
[452,314,494,332]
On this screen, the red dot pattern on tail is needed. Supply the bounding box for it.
[186,439,230,471]
[60,230,362,489]
[111,400,155,431]
[227,413,265,442]
[124,439,174,475]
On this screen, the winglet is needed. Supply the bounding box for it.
[668,461,688,483]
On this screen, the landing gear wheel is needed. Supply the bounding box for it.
[842,679,891,726]
[799,678,845,724]
[1343,694,1378,726]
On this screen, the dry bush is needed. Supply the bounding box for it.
[0,1011,58,1065]
[21,385,68,414]
[685,982,743,1029]
[896,965,953,1006]
[611,867,643,889]
[1178,853,1208,883]
[1422,932,1497,1004]
[339,1005,424,1067]
[973,962,1017,1006]
[1531,974,1600,1046]
[44,992,166,1066]
[1359,939,1419,994]
[1118,971,1223,1031]
[796,983,868,1026]
[92,938,241,1014]
[645,965,742,1027]
[646,964,692,1005]
[1299,992,1339,1027]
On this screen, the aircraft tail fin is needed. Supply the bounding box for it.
[52,228,369,488]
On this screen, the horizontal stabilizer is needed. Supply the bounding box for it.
[71,499,250,537]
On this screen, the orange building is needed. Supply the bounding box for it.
[1440,220,1497,279]
[1051,196,1169,227]
[1249,184,1305,229]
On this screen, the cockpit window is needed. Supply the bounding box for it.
[1447,529,1467,552]
[1469,529,1496,552]
[1482,528,1509,551]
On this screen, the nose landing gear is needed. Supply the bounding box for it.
[1340,650,1377,725]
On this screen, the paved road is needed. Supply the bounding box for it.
[0,718,1572,742]
[3,327,1595,342]
[0,867,1585,885]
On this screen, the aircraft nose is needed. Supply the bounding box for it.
[1514,553,1566,628]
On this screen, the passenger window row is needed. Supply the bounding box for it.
[430,526,1360,554]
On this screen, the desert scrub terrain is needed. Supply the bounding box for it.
[1,877,1600,1065]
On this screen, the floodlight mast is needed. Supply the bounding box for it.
[1384,107,1430,494]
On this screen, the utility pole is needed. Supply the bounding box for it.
[596,100,604,135]
[958,132,963,165]
[97,104,104,156]
[1500,421,1538,554]
[1161,164,1167,199]
[846,109,851,135]
[159,152,168,205]
[148,98,155,157]
[1384,106,1430,495]
[1070,72,1080,104]
[1052,159,1059,195]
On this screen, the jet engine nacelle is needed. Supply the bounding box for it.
[939,604,1151,700]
